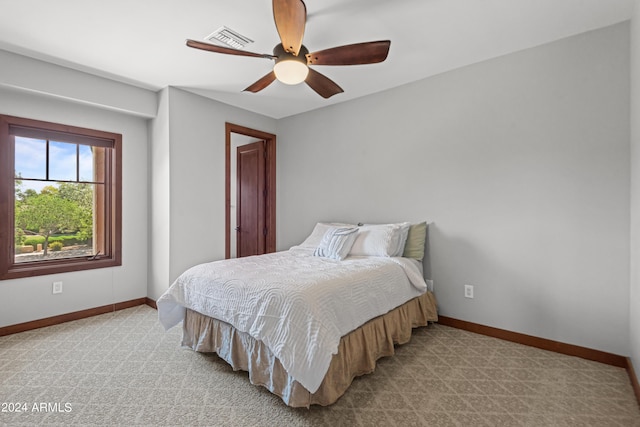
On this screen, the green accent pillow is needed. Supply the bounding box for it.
[402,222,427,261]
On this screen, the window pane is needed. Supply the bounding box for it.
[79,145,106,183]
[49,140,77,181]
[14,182,96,263]
[79,145,93,182]
[15,137,46,180]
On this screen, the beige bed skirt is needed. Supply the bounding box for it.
[182,291,438,407]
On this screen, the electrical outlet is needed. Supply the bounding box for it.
[464,284,474,299]
[52,281,63,294]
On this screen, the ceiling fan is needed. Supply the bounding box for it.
[186,0,391,99]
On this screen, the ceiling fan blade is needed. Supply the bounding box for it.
[306,40,391,66]
[272,0,306,56]
[305,68,343,99]
[243,71,277,93]
[186,39,274,59]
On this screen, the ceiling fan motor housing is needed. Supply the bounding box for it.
[273,44,309,65]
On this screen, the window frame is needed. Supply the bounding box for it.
[0,115,122,280]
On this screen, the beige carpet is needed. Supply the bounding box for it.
[1,305,639,426]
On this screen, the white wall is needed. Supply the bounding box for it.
[630,0,640,377]
[0,50,156,118]
[148,88,172,306]
[277,23,631,355]
[0,86,149,327]
[147,87,277,300]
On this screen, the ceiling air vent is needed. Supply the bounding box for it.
[205,26,253,50]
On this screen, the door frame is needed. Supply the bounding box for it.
[225,122,276,259]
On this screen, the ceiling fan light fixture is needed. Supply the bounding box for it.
[273,60,309,85]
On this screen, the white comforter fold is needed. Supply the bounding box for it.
[157,247,427,393]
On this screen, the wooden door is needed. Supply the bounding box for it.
[225,123,276,259]
[236,140,266,257]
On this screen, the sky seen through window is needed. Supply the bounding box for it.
[15,136,94,192]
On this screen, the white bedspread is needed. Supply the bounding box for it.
[157,247,428,393]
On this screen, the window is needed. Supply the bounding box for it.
[0,115,121,279]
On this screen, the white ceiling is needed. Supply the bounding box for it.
[0,0,633,119]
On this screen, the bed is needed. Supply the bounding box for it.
[157,222,438,407]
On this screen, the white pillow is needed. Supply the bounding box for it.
[313,227,358,260]
[393,222,411,257]
[349,222,411,257]
[299,222,356,248]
